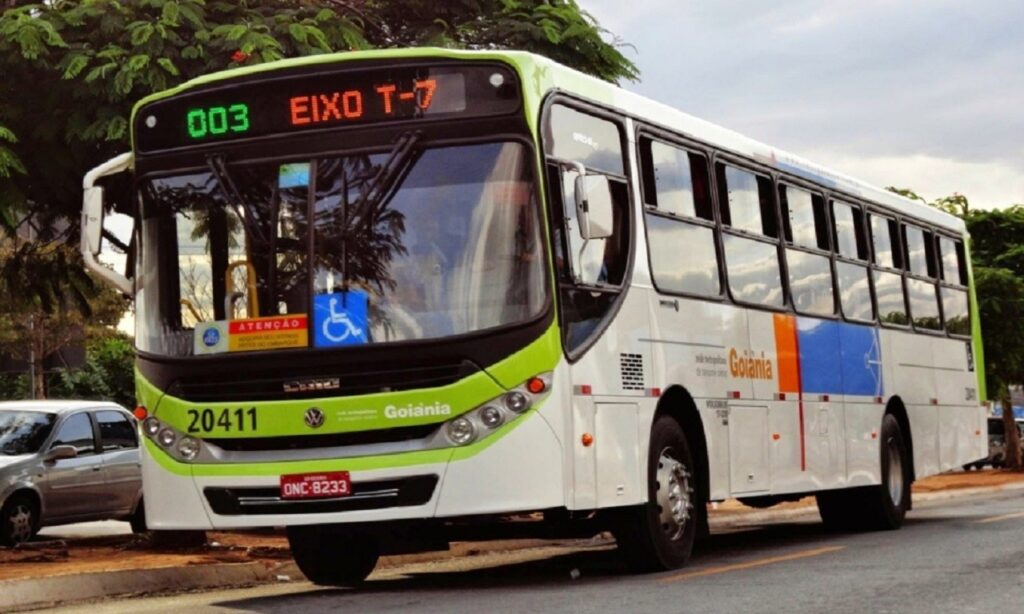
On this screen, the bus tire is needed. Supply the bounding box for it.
[817,414,910,531]
[613,415,699,572]
[287,525,379,587]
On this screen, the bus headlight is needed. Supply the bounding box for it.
[479,406,504,429]
[431,372,552,450]
[446,417,476,446]
[157,428,176,448]
[143,417,161,437]
[177,436,201,460]
[140,417,205,463]
[503,391,530,413]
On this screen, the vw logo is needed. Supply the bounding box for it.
[304,407,326,429]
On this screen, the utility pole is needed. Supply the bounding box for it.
[28,315,36,400]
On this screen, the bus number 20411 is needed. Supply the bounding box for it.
[187,408,257,433]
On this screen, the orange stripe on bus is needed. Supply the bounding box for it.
[773,314,800,394]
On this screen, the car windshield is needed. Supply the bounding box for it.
[0,411,57,456]
[137,141,546,357]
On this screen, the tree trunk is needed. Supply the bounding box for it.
[31,353,46,399]
[1002,396,1021,470]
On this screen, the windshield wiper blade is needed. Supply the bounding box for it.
[206,154,271,247]
[351,130,422,224]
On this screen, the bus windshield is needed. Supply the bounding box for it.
[137,141,546,357]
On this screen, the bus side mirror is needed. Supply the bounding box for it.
[83,186,105,256]
[574,174,614,240]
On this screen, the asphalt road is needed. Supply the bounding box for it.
[42,489,1024,614]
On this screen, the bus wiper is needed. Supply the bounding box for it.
[351,130,422,223]
[206,154,270,247]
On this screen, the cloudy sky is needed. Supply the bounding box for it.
[581,0,1024,209]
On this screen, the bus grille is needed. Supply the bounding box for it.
[206,423,438,452]
[203,475,438,516]
[167,360,478,403]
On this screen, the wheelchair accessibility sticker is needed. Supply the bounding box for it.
[314,291,369,347]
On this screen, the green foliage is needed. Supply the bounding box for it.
[0,0,636,225]
[48,334,136,408]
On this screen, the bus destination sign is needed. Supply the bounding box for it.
[135,64,520,153]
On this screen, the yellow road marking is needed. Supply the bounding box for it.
[659,545,845,583]
[974,510,1024,524]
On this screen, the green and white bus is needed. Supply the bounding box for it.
[82,48,987,584]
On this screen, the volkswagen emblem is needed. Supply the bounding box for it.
[304,407,326,429]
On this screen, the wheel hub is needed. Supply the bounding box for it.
[656,449,693,541]
[8,504,34,544]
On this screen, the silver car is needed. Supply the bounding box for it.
[0,401,144,546]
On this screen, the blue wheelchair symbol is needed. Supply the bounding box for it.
[314,291,369,347]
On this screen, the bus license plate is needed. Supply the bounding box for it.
[280,472,351,500]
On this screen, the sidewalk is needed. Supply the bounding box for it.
[3,469,1023,611]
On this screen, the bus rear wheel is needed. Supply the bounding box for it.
[817,413,911,531]
[287,525,379,588]
[613,415,699,572]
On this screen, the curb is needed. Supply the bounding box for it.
[0,562,273,613]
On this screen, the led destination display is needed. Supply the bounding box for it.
[135,64,520,153]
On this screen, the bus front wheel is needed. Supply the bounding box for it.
[817,413,911,531]
[613,415,699,572]
[287,525,379,587]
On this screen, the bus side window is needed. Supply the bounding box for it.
[780,184,834,316]
[903,224,941,331]
[831,200,873,322]
[938,235,970,336]
[869,212,908,326]
[717,163,784,308]
[640,138,720,297]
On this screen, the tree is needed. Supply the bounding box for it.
[889,187,1024,469]
[0,240,128,398]
[0,0,637,225]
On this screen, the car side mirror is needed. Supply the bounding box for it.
[574,174,614,240]
[44,445,78,464]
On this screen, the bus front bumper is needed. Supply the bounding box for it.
[141,411,564,530]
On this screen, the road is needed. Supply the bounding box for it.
[41,489,1024,614]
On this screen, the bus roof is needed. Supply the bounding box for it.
[131,47,965,234]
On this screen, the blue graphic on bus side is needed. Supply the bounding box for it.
[314,291,369,347]
[797,319,883,397]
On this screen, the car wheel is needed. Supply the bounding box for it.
[1,494,39,547]
[613,415,699,572]
[818,414,910,532]
[287,525,380,587]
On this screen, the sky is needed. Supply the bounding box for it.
[580,0,1024,209]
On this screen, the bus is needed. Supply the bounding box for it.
[81,48,987,584]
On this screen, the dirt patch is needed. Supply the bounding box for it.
[2,469,1023,584]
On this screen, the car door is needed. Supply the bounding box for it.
[40,412,107,522]
[95,409,142,516]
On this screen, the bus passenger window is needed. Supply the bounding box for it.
[939,237,968,285]
[832,201,868,260]
[717,164,776,237]
[647,215,720,297]
[942,287,970,336]
[642,139,712,220]
[780,186,829,250]
[723,234,784,307]
[874,270,908,325]
[836,261,873,321]
[786,249,835,316]
[869,214,900,269]
[907,278,941,330]
[904,225,935,278]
